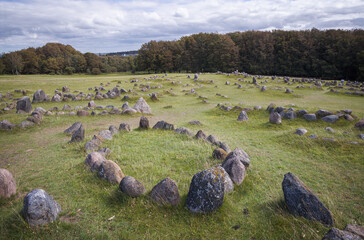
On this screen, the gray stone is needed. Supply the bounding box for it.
[133,97,151,114]
[18,120,34,128]
[297,109,308,116]
[325,127,335,133]
[51,94,61,102]
[98,130,113,140]
[77,110,89,116]
[309,135,318,139]
[359,134,364,140]
[341,109,353,114]
[284,111,296,119]
[266,103,276,113]
[206,134,218,145]
[322,137,337,142]
[304,114,317,121]
[195,130,207,140]
[344,224,364,239]
[122,102,129,110]
[62,104,72,111]
[217,141,230,153]
[225,148,250,168]
[0,168,16,197]
[139,116,149,129]
[295,128,308,136]
[282,172,333,226]
[354,119,364,130]
[98,160,124,184]
[32,89,47,103]
[237,111,249,121]
[317,109,332,118]
[109,125,119,135]
[186,167,225,213]
[98,148,111,157]
[70,124,85,142]
[119,123,131,132]
[17,96,32,113]
[0,120,16,130]
[88,101,96,108]
[269,112,281,124]
[150,177,181,206]
[34,107,46,114]
[189,120,202,125]
[85,152,106,172]
[64,122,82,135]
[222,156,246,185]
[174,127,193,135]
[153,121,175,130]
[22,189,61,227]
[322,228,361,240]
[84,135,103,152]
[119,176,146,198]
[212,148,227,160]
[344,114,354,121]
[218,166,234,194]
[322,115,339,123]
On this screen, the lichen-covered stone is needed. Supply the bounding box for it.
[212,148,227,160]
[153,121,175,130]
[85,152,106,171]
[150,177,180,206]
[98,160,124,184]
[119,176,146,197]
[64,122,82,135]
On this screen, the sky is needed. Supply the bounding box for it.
[0,0,364,53]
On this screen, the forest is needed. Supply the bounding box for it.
[1,29,363,80]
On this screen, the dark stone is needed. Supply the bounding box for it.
[309,135,318,139]
[174,127,193,135]
[212,148,227,160]
[222,157,246,185]
[269,112,281,124]
[344,114,354,121]
[98,160,124,184]
[119,123,131,132]
[0,120,16,130]
[22,189,61,227]
[17,96,32,113]
[119,176,146,198]
[186,167,225,213]
[304,114,317,121]
[153,121,175,130]
[32,89,46,103]
[195,130,207,140]
[139,116,149,129]
[64,122,82,135]
[0,168,16,197]
[322,228,361,240]
[282,172,334,226]
[355,119,364,130]
[237,110,249,121]
[317,109,332,118]
[150,177,180,206]
[322,115,339,123]
[70,124,85,142]
[18,120,34,128]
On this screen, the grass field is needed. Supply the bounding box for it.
[0,73,363,239]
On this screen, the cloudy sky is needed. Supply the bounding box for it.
[1,0,363,53]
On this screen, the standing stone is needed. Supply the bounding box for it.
[32,89,46,103]
[206,134,218,145]
[322,228,361,240]
[98,160,125,184]
[217,141,230,153]
[22,189,61,227]
[284,111,297,119]
[237,111,249,121]
[0,120,16,130]
[70,124,85,142]
[64,122,82,135]
[0,168,16,197]
[261,86,267,92]
[186,167,225,213]
[85,152,106,172]
[119,123,131,132]
[219,166,234,194]
[212,148,227,160]
[225,148,250,168]
[269,112,282,124]
[266,103,276,113]
[150,177,181,206]
[139,116,149,129]
[119,176,146,197]
[195,130,207,140]
[84,135,103,152]
[222,157,246,185]
[62,104,72,111]
[51,94,61,102]
[17,96,32,113]
[133,97,151,114]
[282,172,333,226]
[194,73,198,80]
[153,121,175,130]
[174,127,193,135]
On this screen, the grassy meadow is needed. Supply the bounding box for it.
[0,73,363,239]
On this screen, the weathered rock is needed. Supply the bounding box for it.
[225,148,250,168]
[297,109,308,116]
[212,148,227,160]
[317,109,332,118]
[284,111,297,119]
[341,109,353,115]
[70,124,85,142]
[98,130,113,140]
[217,141,230,153]
[0,168,16,197]
[64,122,82,135]
[222,156,246,185]
[322,137,337,142]
[206,134,218,145]
[344,114,354,121]
[85,152,106,171]
[150,177,180,206]
[97,160,124,184]
[189,120,202,125]
[150,93,158,101]
[139,116,149,129]
[119,176,146,197]
[62,86,69,92]
[32,89,47,103]
[354,119,364,130]
[77,110,89,116]
[88,101,96,108]
[174,127,193,135]
[359,134,364,140]
[309,134,318,139]
[122,102,129,110]
[34,107,46,114]
[133,97,151,114]
[344,224,364,239]
[27,111,42,125]
[18,120,35,128]
[237,110,249,121]
[17,96,32,113]
[186,167,225,213]
[269,112,281,124]
[282,172,333,226]
[109,125,119,135]
[98,148,111,157]
[0,120,16,130]
[195,130,207,140]
[322,115,339,123]
[217,166,234,194]
[84,135,103,152]
[62,104,72,111]
[119,123,131,132]
[295,128,308,136]
[325,127,335,133]
[266,103,276,113]
[153,121,175,130]
[261,86,267,92]
[51,94,61,102]
[122,108,137,114]
[322,228,361,240]
[304,114,317,121]
[22,189,61,227]
[254,106,262,110]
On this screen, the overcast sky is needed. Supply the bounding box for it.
[1,0,363,53]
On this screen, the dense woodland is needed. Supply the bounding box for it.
[1,29,364,80]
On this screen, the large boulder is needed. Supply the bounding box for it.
[139,116,150,129]
[85,152,106,171]
[22,189,61,227]
[70,124,85,142]
[355,118,364,130]
[237,110,249,121]
[98,160,124,184]
[32,89,47,103]
[153,121,175,130]
[17,96,32,113]
[222,157,246,185]
[186,167,225,213]
[133,97,151,114]
[269,112,281,124]
[225,148,250,168]
[0,120,16,130]
[64,122,82,135]
[282,172,333,226]
[322,115,339,123]
[0,168,16,197]
[119,176,146,197]
[174,127,193,135]
[150,177,180,206]
[322,228,361,240]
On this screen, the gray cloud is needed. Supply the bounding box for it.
[0,0,363,53]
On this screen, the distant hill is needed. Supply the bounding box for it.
[101,50,138,56]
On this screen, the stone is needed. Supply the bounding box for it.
[285,88,293,93]
[325,127,335,133]
[297,109,308,116]
[282,172,333,226]
[122,108,137,114]
[186,167,225,213]
[359,134,364,140]
[16,96,32,113]
[98,160,124,184]
[284,111,296,119]
[344,114,354,121]
[109,125,119,135]
[119,123,131,132]
[52,94,61,102]
[217,141,230,153]
[225,148,250,168]
[84,135,103,152]
[309,135,318,139]
[18,120,34,128]
[27,111,42,125]
[98,130,113,140]
[150,177,180,206]
[304,114,317,121]
[341,109,353,114]
[153,121,175,130]
[22,189,61,227]
[62,104,72,111]
[70,124,85,142]
[139,116,149,129]
[237,110,249,121]
[98,148,111,157]
[344,224,364,238]
[150,93,158,101]
[218,166,234,194]
[77,110,89,116]
[122,102,129,110]
[119,176,146,197]
[261,86,267,92]
[64,122,82,135]
[85,152,106,171]
[206,134,218,145]
[222,156,246,185]
[0,120,16,130]
[0,168,16,197]
[32,89,47,103]
[62,86,69,92]
[269,112,281,124]
[266,103,276,113]
[195,130,207,140]
[88,101,96,108]
[295,128,308,136]
[174,127,193,135]
[322,137,336,142]
[34,107,46,114]
[322,228,361,240]
[254,106,262,110]
[322,115,339,123]
[189,120,202,125]
[212,148,227,160]
[133,97,151,114]
[354,119,364,130]
[317,109,332,118]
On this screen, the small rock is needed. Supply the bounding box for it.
[98,160,124,184]
[70,124,85,142]
[85,152,106,171]
[195,130,207,140]
[354,118,364,130]
[212,148,227,160]
[18,120,34,128]
[150,177,180,206]
[303,114,317,121]
[344,224,364,238]
[119,123,131,132]
[295,128,308,136]
[217,141,230,153]
[0,120,16,130]
[98,130,113,140]
[325,127,335,133]
[322,228,361,240]
[322,137,336,142]
[206,134,218,145]
[119,176,146,197]
[269,112,281,124]
[139,116,149,129]
[237,110,249,121]
[174,127,193,135]
[77,110,89,116]
[222,157,246,185]
[322,115,339,123]
[153,121,175,130]
[62,104,72,111]
[64,122,82,135]
[317,109,332,118]
[189,120,202,125]
[109,125,119,135]
[358,134,364,140]
[84,135,103,152]
[309,135,318,139]
[0,168,16,197]
[88,101,96,108]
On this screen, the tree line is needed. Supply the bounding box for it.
[1,29,363,80]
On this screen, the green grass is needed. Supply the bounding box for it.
[0,73,363,239]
